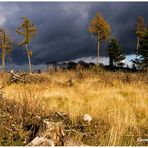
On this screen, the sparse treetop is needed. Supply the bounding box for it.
[88,12,111,41]
[16,16,37,46]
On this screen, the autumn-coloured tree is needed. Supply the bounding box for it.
[16,16,37,73]
[88,12,111,64]
[136,16,146,55]
[0,29,12,72]
[132,16,147,69]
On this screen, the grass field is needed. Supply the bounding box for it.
[0,68,147,146]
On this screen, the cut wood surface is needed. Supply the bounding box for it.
[26,113,87,146]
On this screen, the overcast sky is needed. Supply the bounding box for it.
[0,2,148,65]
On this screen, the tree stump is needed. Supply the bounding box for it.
[27,119,65,146]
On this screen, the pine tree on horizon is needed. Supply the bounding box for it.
[108,38,125,68]
[138,29,148,70]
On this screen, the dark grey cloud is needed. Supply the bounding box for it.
[0,2,148,65]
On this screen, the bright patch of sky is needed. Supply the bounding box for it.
[70,54,136,67]
[3,54,136,72]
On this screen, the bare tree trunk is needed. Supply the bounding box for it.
[2,50,6,72]
[46,64,48,72]
[25,44,32,74]
[136,36,140,58]
[97,35,100,65]
[109,55,113,68]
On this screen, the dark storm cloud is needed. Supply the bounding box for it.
[0,2,148,64]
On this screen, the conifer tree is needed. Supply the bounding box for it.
[136,16,146,55]
[132,16,147,70]
[88,12,111,64]
[16,16,37,73]
[108,38,125,67]
[0,29,12,72]
[138,29,148,70]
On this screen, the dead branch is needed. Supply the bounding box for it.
[8,70,30,84]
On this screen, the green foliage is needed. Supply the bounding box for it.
[108,38,125,67]
[132,29,148,70]
[138,30,148,69]
[135,16,147,56]
[131,58,142,70]
[133,16,146,69]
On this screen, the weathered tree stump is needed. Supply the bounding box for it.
[27,119,65,146]
[26,112,90,146]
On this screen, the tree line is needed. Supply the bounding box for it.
[0,13,147,73]
[88,12,148,71]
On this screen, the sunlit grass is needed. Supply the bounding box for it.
[0,69,148,146]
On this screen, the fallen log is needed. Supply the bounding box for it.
[8,70,30,84]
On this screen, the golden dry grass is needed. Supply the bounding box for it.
[0,69,148,146]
